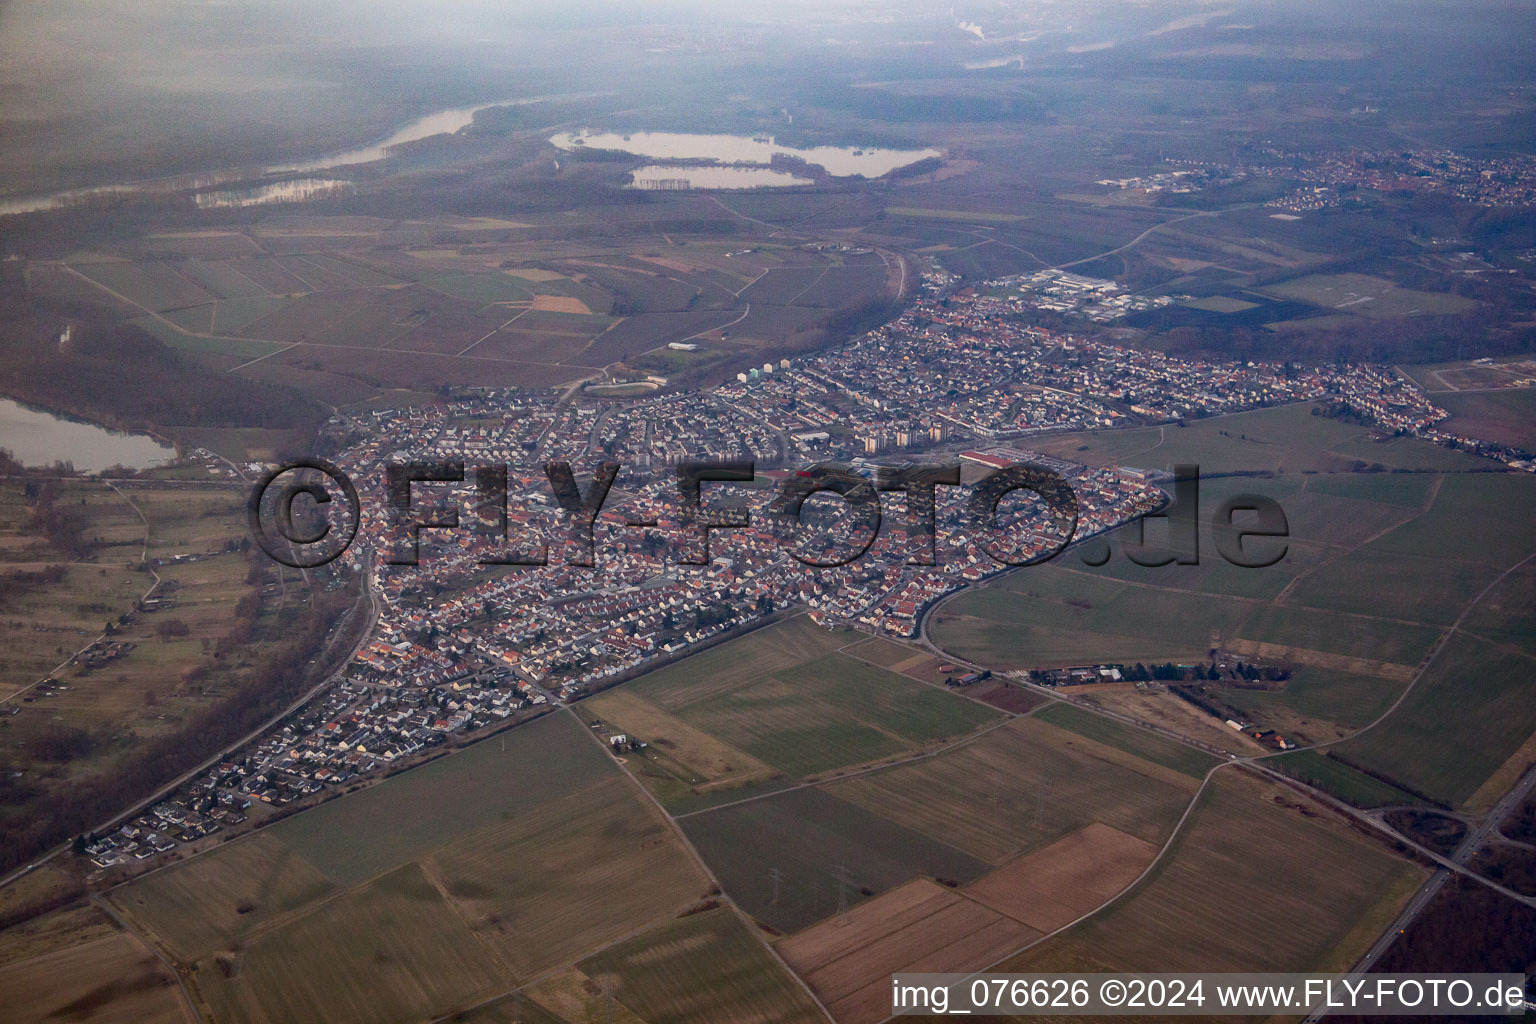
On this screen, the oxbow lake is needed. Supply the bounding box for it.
[550,130,940,179]
[0,399,176,473]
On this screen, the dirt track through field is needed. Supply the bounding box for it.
[777,879,1039,1024]
[962,823,1158,933]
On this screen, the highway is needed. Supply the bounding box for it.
[1304,761,1536,1021]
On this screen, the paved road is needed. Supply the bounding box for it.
[1304,761,1536,1021]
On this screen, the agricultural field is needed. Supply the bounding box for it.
[1024,400,1485,474]
[824,714,1200,866]
[1271,749,1425,808]
[962,822,1158,933]
[584,688,779,797]
[1460,560,1536,657]
[1332,633,1536,807]
[1003,773,1427,978]
[0,861,114,968]
[837,635,936,673]
[602,616,999,809]
[1403,355,1536,394]
[680,698,1207,941]
[265,710,611,885]
[577,906,825,1024]
[777,878,1037,1024]
[933,407,1536,785]
[110,712,724,1024]
[663,651,998,780]
[426,775,709,979]
[1217,665,1408,740]
[110,832,339,961]
[0,928,189,1024]
[194,862,508,1024]
[681,787,992,934]
[1435,387,1536,450]
[31,214,898,407]
[1030,703,1219,778]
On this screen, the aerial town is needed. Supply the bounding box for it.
[79,254,1532,870]
[1104,146,1536,210]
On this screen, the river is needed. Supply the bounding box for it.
[0,94,586,218]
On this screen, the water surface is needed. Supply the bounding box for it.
[195,179,352,209]
[552,130,939,178]
[0,399,176,473]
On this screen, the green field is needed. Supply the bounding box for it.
[1262,273,1478,319]
[614,616,999,798]
[682,787,991,934]
[423,272,534,303]
[934,409,1536,769]
[1027,402,1485,474]
[577,907,823,1024]
[1218,667,1405,736]
[115,711,719,1024]
[1333,633,1536,807]
[827,714,1200,865]
[114,833,338,961]
[1460,561,1536,656]
[127,316,285,359]
[933,576,1250,667]
[1032,703,1219,778]
[1271,749,1425,808]
[430,774,709,979]
[667,651,999,779]
[271,711,611,885]
[1435,387,1536,450]
[195,862,507,1024]
[885,207,1027,223]
[1182,295,1259,313]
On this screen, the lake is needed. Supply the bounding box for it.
[551,130,940,178]
[0,399,177,473]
